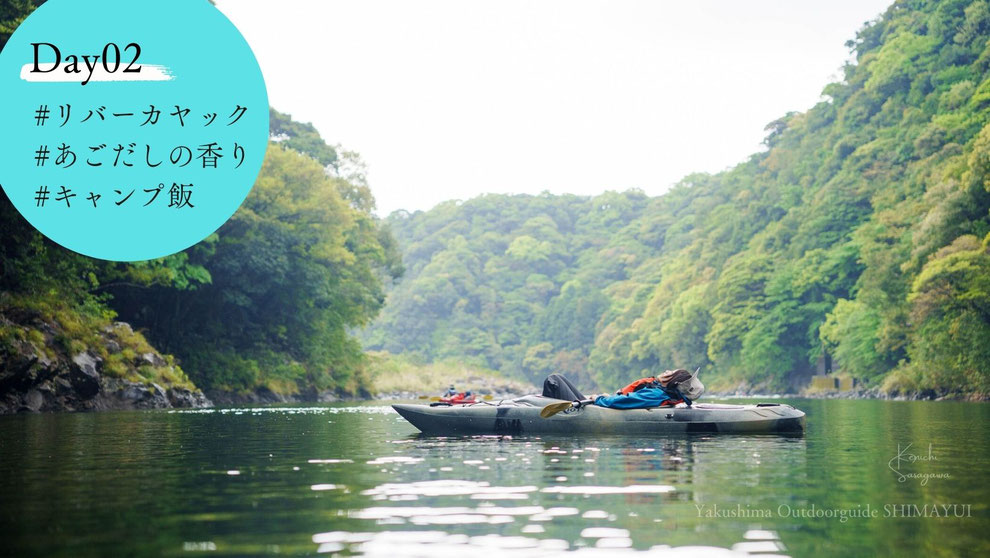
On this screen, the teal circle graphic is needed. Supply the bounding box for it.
[0,0,268,261]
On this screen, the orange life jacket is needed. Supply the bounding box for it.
[618,376,660,395]
[445,392,476,404]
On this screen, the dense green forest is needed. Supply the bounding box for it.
[1,108,400,395]
[365,0,990,397]
[102,112,402,394]
[1,3,401,397]
[361,192,652,390]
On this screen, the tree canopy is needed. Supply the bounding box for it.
[366,0,990,397]
[1,106,401,395]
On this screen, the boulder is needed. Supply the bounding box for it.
[69,353,102,399]
[118,382,170,409]
[140,352,166,367]
[167,387,213,409]
[54,377,75,396]
[37,380,55,395]
[23,389,44,412]
[120,384,149,402]
[150,383,169,404]
[0,342,57,392]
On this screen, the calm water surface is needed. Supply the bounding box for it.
[1,398,987,557]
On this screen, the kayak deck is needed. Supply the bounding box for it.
[393,396,805,436]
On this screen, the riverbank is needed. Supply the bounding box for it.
[6,382,985,415]
[707,388,989,402]
[206,380,989,406]
[0,306,211,414]
[198,353,536,407]
[0,339,535,413]
[5,331,983,415]
[364,352,537,400]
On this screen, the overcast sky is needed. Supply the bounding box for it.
[216,0,893,216]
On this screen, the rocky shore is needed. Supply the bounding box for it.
[0,319,211,415]
[0,352,212,414]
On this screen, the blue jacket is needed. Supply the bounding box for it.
[593,386,675,409]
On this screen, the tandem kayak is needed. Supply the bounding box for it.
[393,395,805,435]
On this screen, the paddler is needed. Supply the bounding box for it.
[592,368,704,409]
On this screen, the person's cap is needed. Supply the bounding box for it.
[680,368,705,400]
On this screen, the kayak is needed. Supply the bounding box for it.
[393,395,805,435]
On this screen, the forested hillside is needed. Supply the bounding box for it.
[362,191,652,389]
[366,0,990,397]
[103,109,402,395]
[2,97,400,404]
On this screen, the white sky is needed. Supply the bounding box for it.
[216,0,892,216]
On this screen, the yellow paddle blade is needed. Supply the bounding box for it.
[429,396,442,401]
[483,394,494,400]
[539,401,574,418]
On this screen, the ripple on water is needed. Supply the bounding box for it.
[168,405,397,416]
[361,479,538,498]
[310,530,753,557]
[366,456,424,466]
[541,485,676,495]
[358,479,678,511]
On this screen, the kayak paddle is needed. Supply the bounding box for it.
[539,401,572,418]
[540,399,595,418]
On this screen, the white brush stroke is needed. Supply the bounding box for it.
[20,63,174,83]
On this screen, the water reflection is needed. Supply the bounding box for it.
[2,400,986,556]
[300,414,806,557]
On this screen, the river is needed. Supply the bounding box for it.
[0,398,987,557]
